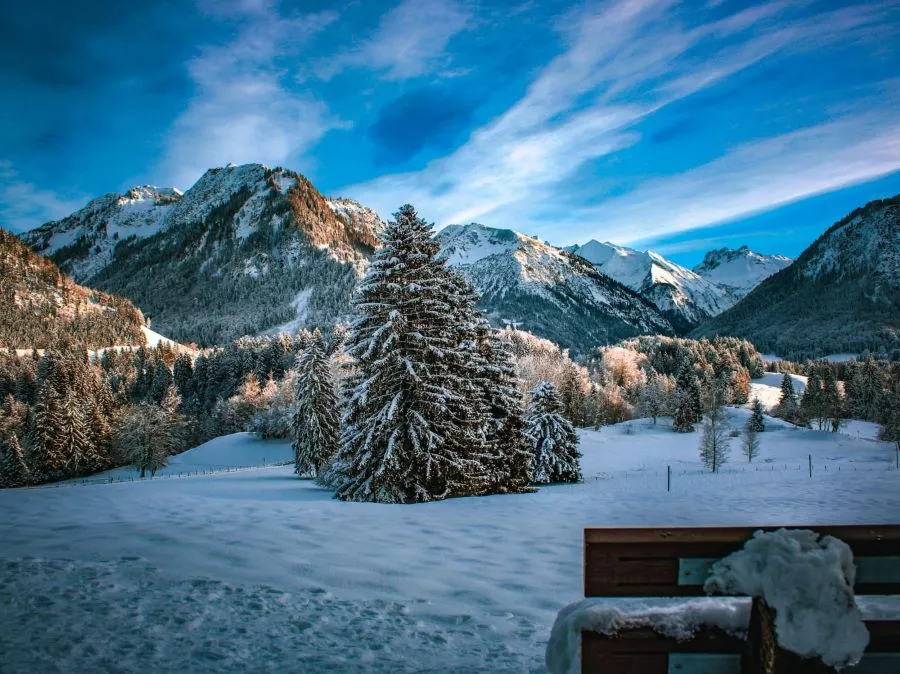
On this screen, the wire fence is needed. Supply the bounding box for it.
[592,456,899,492]
[27,460,295,490]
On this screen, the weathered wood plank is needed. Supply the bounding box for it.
[584,526,900,597]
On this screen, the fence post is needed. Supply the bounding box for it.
[808,454,812,478]
[667,465,671,492]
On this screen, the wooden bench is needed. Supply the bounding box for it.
[581,526,900,674]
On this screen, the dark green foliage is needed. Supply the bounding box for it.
[749,398,766,433]
[330,205,487,502]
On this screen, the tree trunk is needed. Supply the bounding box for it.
[742,598,837,674]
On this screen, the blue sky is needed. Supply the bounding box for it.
[1,0,899,266]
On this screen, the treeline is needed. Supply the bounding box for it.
[0,333,307,487]
[0,228,145,350]
[770,359,900,441]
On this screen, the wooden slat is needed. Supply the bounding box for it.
[584,526,900,597]
[582,621,900,674]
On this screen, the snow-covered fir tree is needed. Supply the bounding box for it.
[699,385,730,472]
[476,324,532,493]
[775,372,799,422]
[525,381,582,484]
[292,329,340,479]
[638,372,668,424]
[748,398,766,433]
[0,432,30,488]
[328,204,486,503]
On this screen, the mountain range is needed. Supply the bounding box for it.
[23,164,383,346]
[13,162,898,359]
[436,224,673,353]
[565,240,791,331]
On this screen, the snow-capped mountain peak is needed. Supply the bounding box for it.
[20,163,387,346]
[567,240,731,330]
[693,245,792,298]
[437,224,673,354]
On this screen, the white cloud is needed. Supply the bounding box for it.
[314,0,471,81]
[0,161,87,232]
[159,6,343,189]
[340,0,895,242]
[580,112,900,246]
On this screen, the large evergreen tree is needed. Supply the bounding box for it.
[328,205,483,503]
[525,381,582,484]
[292,329,340,479]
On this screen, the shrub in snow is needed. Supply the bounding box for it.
[525,381,582,484]
[546,597,749,674]
[704,528,869,668]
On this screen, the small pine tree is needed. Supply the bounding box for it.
[525,381,582,484]
[292,330,340,479]
[822,369,844,433]
[672,389,696,433]
[748,398,765,433]
[775,372,799,422]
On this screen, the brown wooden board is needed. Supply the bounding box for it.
[581,621,900,674]
[584,526,900,597]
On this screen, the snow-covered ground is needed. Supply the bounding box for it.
[2,412,898,673]
[748,371,808,411]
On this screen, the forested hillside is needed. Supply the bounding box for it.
[0,228,145,350]
[692,195,900,360]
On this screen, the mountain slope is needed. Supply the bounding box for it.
[437,224,673,354]
[693,245,791,301]
[23,164,385,346]
[0,228,145,350]
[692,195,900,359]
[567,240,731,331]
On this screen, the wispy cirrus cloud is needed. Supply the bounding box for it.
[583,110,900,246]
[314,0,471,81]
[0,161,86,232]
[341,0,897,241]
[159,4,343,189]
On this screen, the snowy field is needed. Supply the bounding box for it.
[2,409,899,673]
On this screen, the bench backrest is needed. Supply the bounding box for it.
[584,525,900,597]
